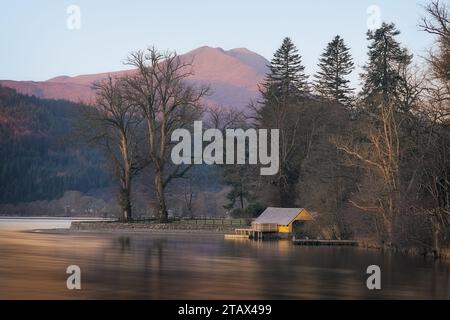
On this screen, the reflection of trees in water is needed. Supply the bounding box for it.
[117,236,131,252]
[56,233,450,299]
[142,238,167,298]
[81,235,171,298]
[248,243,365,299]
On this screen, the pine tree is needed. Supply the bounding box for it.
[256,37,309,206]
[360,22,413,107]
[263,37,309,99]
[314,35,354,106]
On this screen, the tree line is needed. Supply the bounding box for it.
[76,48,208,222]
[72,1,449,255]
[220,1,449,255]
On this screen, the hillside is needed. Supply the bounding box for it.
[0,86,110,204]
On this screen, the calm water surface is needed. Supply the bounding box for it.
[0,218,449,299]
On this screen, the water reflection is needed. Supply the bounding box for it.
[0,220,449,299]
[117,236,131,252]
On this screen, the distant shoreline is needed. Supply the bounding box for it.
[0,216,114,221]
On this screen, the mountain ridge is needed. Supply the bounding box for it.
[0,46,269,110]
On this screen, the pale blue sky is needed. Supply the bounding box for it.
[0,0,434,87]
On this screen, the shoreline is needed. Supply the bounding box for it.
[357,239,450,261]
[0,216,114,221]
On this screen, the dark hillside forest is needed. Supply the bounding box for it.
[0,86,110,204]
[0,86,222,216]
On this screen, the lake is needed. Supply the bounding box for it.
[0,218,449,299]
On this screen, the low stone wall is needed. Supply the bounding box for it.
[70,221,238,233]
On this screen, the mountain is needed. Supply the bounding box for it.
[0,46,269,111]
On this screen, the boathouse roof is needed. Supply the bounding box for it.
[253,207,313,226]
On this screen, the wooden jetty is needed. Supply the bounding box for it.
[225,228,263,240]
[225,225,277,240]
[224,234,249,239]
[292,239,359,246]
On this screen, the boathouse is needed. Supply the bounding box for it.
[252,207,314,233]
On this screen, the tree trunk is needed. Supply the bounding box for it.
[119,135,132,222]
[155,169,168,222]
[432,215,441,258]
[239,185,244,210]
[119,184,132,222]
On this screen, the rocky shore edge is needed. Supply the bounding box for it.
[70,220,237,233]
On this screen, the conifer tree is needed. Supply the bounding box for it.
[263,37,309,99]
[256,37,309,206]
[360,22,413,107]
[314,35,354,106]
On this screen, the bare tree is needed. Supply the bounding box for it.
[334,99,401,245]
[124,47,208,222]
[417,0,450,255]
[420,0,450,98]
[80,77,146,222]
[206,105,246,131]
[420,134,450,256]
[206,106,261,215]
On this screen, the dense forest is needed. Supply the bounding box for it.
[0,86,110,203]
[225,2,450,254]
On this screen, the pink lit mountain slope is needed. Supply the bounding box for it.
[0,47,269,111]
